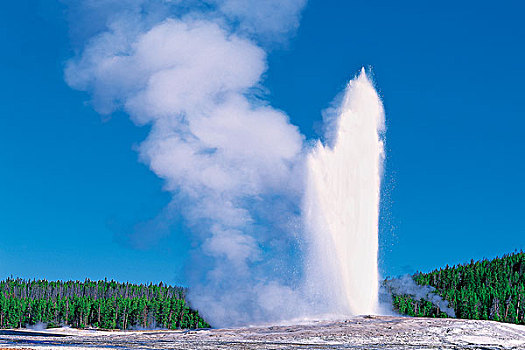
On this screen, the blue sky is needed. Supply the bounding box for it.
[0,0,524,285]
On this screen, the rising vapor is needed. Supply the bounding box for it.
[382,275,456,318]
[65,0,386,327]
[65,0,307,327]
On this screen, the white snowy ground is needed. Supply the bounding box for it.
[0,315,524,349]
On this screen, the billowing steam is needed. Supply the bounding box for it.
[65,0,386,327]
[65,0,307,327]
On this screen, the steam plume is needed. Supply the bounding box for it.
[64,0,387,327]
[65,0,307,326]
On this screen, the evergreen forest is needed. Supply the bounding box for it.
[4,251,525,330]
[391,251,525,324]
[0,278,209,330]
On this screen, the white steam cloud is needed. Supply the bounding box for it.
[65,0,307,326]
[65,0,392,328]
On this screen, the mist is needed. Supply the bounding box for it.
[65,0,309,327]
[382,275,456,318]
[64,0,386,327]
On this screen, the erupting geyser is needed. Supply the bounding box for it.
[304,68,385,316]
[62,0,389,326]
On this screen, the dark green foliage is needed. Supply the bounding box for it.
[392,295,449,318]
[0,278,210,330]
[393,251,525,324]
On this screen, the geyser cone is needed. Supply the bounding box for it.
[304,68,385,316]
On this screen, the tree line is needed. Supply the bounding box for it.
[391,251,525,324]
[391,295,450,318]
[0,278,209,329]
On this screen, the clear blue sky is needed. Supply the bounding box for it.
[0,0,524,285]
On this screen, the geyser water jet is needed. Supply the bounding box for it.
[304,68,385,316]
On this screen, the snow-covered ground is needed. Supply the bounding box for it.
[0,315,524,349]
